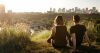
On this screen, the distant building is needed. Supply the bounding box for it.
[47,7,99,14]
[0,4,5,14]
[89,7,98,14]
[85,8,89,14]
[62,8,66,13]
[66,9,68,13]
[50,8,52,11]
[75,7,78,13]
[8,10,12,13]
[58,8,62,13]
[82,8,85,13]
[78,8,82,13]
[68,9,72,13]
[47,8,54,13]
[92,7,98,14]
[53,8,56,13]
[92,7,96,11]
[81,8,89,14]
[71,8,74,13]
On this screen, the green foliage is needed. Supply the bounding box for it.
[0,13,100,53]
[95,24,100,34]
[30,30,60,53]
[95,24,100,42]
[32,30,51,41]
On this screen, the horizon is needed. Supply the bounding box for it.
[0,0,100,12]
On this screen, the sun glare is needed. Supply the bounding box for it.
[0,0,74,12]
[0,0,100,12]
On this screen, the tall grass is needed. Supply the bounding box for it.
[0,25,31,53]
[31,30,51,41]
[0,26,60,53]
[0,19,99,53]
[31,30,61,53]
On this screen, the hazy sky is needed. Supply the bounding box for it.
[0,0,100,12]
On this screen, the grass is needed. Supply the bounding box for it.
[31,30,51,41]
[31,30,60,53]
[0,27,60,53]
[0,26,100,53]
[0,27,31,53]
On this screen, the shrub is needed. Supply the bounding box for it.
[86,28,96,42]
[95,24,100,42]
[0,27,31,53]
[95,24,100,34]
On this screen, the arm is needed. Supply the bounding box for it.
[47,27,55,43]
[47,36,52,43]
[71,33,76,50]
[70,26,76,49]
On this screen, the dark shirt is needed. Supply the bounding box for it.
[70,24,86,48]
[51,26,69,46]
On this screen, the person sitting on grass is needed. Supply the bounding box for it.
[47,16,71,53]
[70,15,91,53]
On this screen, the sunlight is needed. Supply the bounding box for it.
[0,0,56,12]
[0,0,100,12]
[31,30,51,41]
[0,0,77,12]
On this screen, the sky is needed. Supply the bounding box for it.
[0,0,100,12]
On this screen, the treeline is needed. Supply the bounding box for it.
[0,13,100,29]
[0,13,100,23]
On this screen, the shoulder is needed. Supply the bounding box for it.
[70,25,76,32]
[80,25,86,28]
[51,26,56,30]
[80,24,85,27]
[78,24,86,31]
[70,25,76,33]
[70,25,75,29]
[81,25,86,30]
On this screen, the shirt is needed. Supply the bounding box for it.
[51,25,69,46]
[70,24,86,47]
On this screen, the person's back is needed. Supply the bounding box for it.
[70,24,86,48]
[52,25,68,46]
[47,16,70,51]
[70,15,91,53]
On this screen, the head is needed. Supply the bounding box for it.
[73,15,80,23]
[54,16,64,26]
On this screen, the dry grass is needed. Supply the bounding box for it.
[0,23,99,53]
[0,27,60,53]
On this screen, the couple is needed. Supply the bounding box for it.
[47,15,90,53]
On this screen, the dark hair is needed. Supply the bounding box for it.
[73,15,80,23]
[54,16,64,25]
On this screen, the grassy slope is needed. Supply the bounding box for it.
[30,30,60,53]
[0,27,60,53]
[0,27,100,53]
[30,30,100,53]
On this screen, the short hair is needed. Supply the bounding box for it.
[73,15,80,23]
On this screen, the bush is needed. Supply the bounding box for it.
[0,27,31,53]
[95,24,100,42]
[86,29,96,42]
[95,24,100,34]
